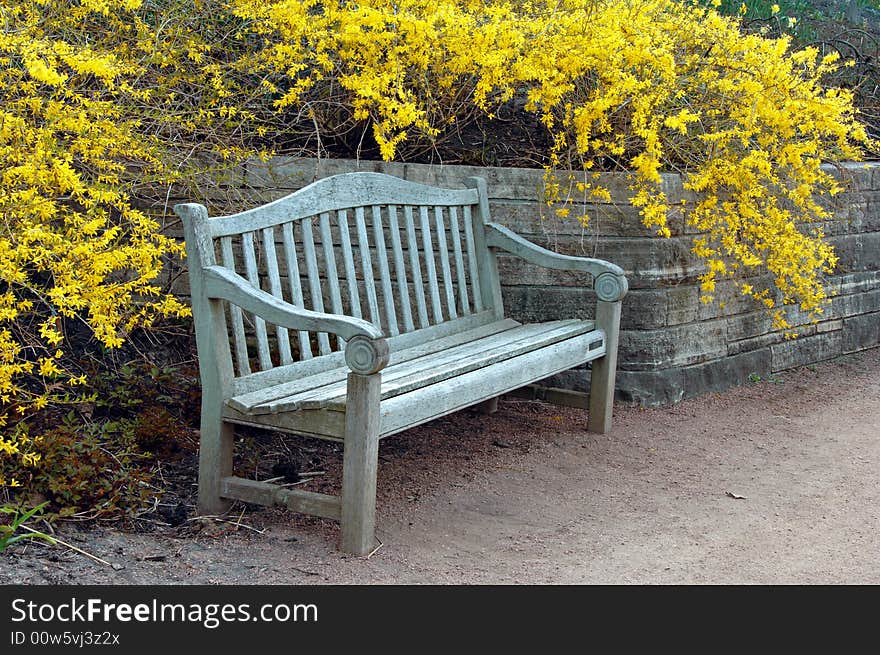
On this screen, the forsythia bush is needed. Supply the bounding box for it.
[0,0,192,492]
[234,0,871,326]
[0,0,873,501]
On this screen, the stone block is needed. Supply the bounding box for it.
[618,321,727,370]
[841,311,880,353]
[614,348,772,406]
[770,331,843,371]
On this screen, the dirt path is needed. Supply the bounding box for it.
[3,347,879,585]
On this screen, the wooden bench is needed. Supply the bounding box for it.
[175,172,628,555]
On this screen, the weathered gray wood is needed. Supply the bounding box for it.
[387,205,415,332]
[221,476,341,520]
[465,178,503,317]
[462,205,483,312]
[509,384,592,409]
[223,403,347,441]
[241,231,273,370]
[355,207,381,328]
[319,214,344,315]
[301,217,332,355]
[263,226,294,365]
[588,300,622,433]
[175,203,235,515]
[486,222,626,280]
[319,212,345,350]
[372,205,399,336]
[378,331,607,437]
[537,386,591,410]
[449,206,470,315]
[420,205,443,323]
[177,172,628,556]
[404,205,430,328]
[231,316,520,414]
[210,172,480,238]
[230,310,500,397]
[220,236,251,376]
[341,372,381,555]
[337,210,363,319]
[435,206,458,319]
[203,266,383,340]
[302,320,600,411]
[281,221,313,360]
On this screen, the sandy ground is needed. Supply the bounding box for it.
[2,347,878,585]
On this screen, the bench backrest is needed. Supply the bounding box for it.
[177,172,502,387]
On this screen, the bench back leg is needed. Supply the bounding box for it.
[588,299,622,434]
[341,372,382,555]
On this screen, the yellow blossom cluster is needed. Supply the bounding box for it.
[0,0,195,487]
[235,0,871,329]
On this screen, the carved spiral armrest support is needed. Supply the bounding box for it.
[594,272,629,302]
[344,335,390,375]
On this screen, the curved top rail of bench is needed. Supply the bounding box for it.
[209,172,481,238]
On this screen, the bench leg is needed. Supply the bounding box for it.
[477,397,499,414]
[198,412,234,516]
[341,372,381,556]
[588,300,622,434]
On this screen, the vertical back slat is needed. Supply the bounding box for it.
[241,231,273,370]
[262,227,293,366]
[281,221,312,360]
[404,205,429,329]
[301,217,332,356]
[220,236,251,376]
[319,212,345,349]
[449,206,470,314]
[387,205,414,332]
[355,206,381,328]
[372,205,399,336]
[463,205,484,312]
[338,210,362,320]
[434,206,457,320]
[419,206,443,324]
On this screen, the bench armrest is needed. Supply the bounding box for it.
[203,266,389,374]
[485,222,628,302]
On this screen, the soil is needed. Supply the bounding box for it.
[2,347,878,585]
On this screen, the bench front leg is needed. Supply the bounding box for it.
[198,398,234,515]
[341,372,382,555]
[588,299,622,434]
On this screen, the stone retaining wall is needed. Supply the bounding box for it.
[161,157,880,406]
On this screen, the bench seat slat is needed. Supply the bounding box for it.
[378,330,605,437]
[227,315,519,412]
[314,320,599,411]
[234,319,599,415]
[223,327,605,441]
